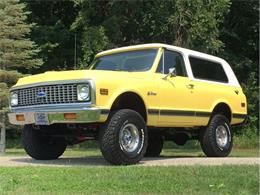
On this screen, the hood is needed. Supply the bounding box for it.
[13,70,147,88]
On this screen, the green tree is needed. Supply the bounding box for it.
[0,0,42,107]
[23,0,79,73]
[0,0,42,134]
[0,0,42,70]
[0,0,42,112]
[72,0,230,65]
[220,0,259,135]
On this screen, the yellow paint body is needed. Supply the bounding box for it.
[13,45,247,127]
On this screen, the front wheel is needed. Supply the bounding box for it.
[22,125,67,160]
[99,109,148,165]
[200,114,233,157]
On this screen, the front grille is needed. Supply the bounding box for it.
[13,83,86,107]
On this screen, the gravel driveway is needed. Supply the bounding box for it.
[0,156,259,167]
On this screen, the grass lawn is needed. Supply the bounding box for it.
[1,141,259,194]
[4,146,259,158]
[0,165,258,194]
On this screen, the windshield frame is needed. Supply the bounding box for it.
[89,48,161,72]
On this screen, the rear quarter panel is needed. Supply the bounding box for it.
[193,80,247,125]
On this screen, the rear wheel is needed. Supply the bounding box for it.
[145,133,163,157]
[22,125,67,160]
[99,109,148,165]
[200,114,233,157]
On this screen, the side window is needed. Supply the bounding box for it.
[189,56,228,83]
[156,50,187,77]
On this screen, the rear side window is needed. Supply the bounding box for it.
[189,56,228,83]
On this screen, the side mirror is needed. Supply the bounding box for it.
[163,67,177,80]
[168,67,177,77]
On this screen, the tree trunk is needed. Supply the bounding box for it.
[0,122,6,154]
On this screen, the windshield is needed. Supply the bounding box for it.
[90,49,158,72]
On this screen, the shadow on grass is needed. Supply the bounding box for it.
[10,154,207,167]
[11,156,110,166]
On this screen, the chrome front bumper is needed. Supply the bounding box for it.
[8,104,109,125]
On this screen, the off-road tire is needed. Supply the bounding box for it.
[145,133,163,157]
[22,125,67,160]
[200,114,233,157]
[99,109,148,165]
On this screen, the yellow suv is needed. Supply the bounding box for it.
[8,43,247,165]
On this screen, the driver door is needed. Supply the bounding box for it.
[156,49,196,127]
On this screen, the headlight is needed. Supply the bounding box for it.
[10,92,18,106]
[77,84,90,101]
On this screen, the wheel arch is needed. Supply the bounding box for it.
[109,90,148,122]
[210,102,232,122]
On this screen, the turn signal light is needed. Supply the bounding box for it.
[16,114,25,121]
[64,113,77,120]
[100,88,108,95]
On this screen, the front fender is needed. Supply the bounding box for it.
[106,88,148,111]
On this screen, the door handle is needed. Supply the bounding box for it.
[234,90,239,95]
[186,84,194,89]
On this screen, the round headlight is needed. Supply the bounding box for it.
[77,85,90,101]
[10,92,18,106]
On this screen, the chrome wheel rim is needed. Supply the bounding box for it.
[216,125,228,148]
[119,123,140,153]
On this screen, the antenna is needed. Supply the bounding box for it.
[74,34,77,68]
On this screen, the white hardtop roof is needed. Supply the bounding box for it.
[96,43,240,87]
[96,43,225,63]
